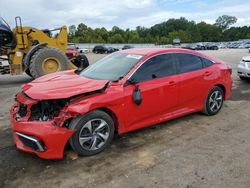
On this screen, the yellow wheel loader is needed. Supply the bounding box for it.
[0,17,89,78]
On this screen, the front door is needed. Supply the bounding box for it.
[123,53,180,132]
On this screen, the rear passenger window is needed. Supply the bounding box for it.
[133,54,176,82]
[202,58,214,67]
[174,53,203,73]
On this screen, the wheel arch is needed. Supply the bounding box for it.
[215,84,226,99]
[95,107,119,132]
[67,104,120,132]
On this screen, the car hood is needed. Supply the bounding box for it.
[22,70,109,100]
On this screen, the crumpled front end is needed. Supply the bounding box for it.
[10,92,76,159]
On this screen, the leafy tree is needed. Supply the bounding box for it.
[127,30,141,43]
[75,23,88,37]
[167,30,191,43]
[197,22,222,42]
[69,25,76,36]
[108,34,124,43]
[68,16,250,44]
[214,15,237,31]
[187,22,201,42]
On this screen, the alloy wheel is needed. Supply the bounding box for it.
[78,119,110,151]
[208,90,223,112]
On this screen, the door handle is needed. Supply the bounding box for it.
[168,81,176,86]
[203,71,211,76]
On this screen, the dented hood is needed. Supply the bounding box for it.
[22,70,109,100]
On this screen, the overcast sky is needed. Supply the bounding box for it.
[1,0,250,30]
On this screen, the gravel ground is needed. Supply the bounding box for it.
[0,49,250,188]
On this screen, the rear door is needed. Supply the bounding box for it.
[173,53,212,110]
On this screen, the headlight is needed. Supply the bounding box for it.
[240,61,247,67]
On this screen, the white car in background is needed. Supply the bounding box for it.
[67,43,89,54]
[237,56,250,80]
[76,47,89,54]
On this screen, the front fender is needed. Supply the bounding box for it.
[66,95,126,134]
[67,100,92,115]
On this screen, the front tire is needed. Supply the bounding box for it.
[202,86,224,116]
[69,110,114,156]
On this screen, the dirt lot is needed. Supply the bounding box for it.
[0,49,250,188]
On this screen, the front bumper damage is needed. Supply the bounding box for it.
[10,92,76,159]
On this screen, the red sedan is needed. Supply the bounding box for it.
[10,48,232,159]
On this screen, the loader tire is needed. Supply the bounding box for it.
[25,69,33,78]
[29,47,69,78]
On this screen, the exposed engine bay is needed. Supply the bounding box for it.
[29,99,69,121]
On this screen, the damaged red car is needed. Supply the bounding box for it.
[10,48,232,159]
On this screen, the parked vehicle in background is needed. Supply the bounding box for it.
[93,45,108,54]
[76,47,89,54]
[107,47,119,53]
[66,45,79,59]
[67,43,88,54]
[0,17,87,78]
[205,43,219,50]
[244,42,250,49]
[173,37,181,45]
[66,43,89,69]
[217,42,227,49]
[228,42,241,49]
[122,45,133,50]
[237,56,250,80]
[182,43,206,50]
[10,48,232,159]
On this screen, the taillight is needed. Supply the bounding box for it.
[227,65,232,75]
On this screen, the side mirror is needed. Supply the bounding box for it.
[133,85,142,106]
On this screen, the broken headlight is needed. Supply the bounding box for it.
[29,99,69,121]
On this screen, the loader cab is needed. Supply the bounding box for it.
[0,17,16,49]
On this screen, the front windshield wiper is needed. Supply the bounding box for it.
[112,76,124,82]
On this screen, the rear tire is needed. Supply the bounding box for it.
[29,47,69,78]
[202,86,224,116]
[69,110,114,156]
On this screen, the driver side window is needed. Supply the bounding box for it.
[132,54,176,83]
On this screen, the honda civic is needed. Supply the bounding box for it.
[10,48,232,159]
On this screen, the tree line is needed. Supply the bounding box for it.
[68,15,250,44]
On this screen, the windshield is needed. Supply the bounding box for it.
[81,53,143,81]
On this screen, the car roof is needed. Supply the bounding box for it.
[117,47,219,63]
[118,48,200,56]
